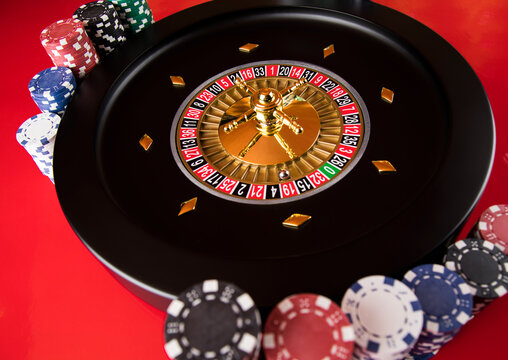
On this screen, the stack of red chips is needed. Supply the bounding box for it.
[40,18,99,79]
[476,204,508,253]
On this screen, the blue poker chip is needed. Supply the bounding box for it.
[408,350,439,359]
[31,96,73,114]
[28,67,75,96]
[28,67,76,114]
[31,89,74,102]
[410,353,437,360]
[403,264,473,334]
[30,86,74,100]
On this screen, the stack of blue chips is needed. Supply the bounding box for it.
[403,264,473,358]
[28,67,76,116]
[405,351,438,360]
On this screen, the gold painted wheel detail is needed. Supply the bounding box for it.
[172,62,370,203]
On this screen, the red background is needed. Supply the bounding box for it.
[1,0,508,358]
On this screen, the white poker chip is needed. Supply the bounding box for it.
[16,113,60,182]
[341,275,424,359]
[16,113,60,148]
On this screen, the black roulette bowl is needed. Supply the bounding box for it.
[54,0,495,310]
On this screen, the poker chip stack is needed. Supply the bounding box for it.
[73,1,127,58]
[16,113,61,183]
[444,239,508,315]
[263,293,355,360]
[471,205,508,254]
[28,67,76,116]
[402,264,473,357]
[107,0,154,34]
[40,18,100,79]
[341,275,424,360]
[164,279,262,360]
[405,351,438,360]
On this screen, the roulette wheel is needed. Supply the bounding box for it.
[54,0,494,310]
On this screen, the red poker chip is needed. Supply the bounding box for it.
[263,293,355,360]
[40,19,84,46]
[71,63,99,78]
[42,39,88,51]
[41,21,99,79]
[51,52,95,64]
[53,56,98,68]
[478,204,508,253]
[45,35,94,53]
[45,40,93,55]
[59,51,96,62]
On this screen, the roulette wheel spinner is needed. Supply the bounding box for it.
[54,0,494,310]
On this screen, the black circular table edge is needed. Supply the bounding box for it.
[54,0,495,310]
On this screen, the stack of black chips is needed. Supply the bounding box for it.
[73,1,127,58]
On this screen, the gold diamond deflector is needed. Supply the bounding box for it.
[283,213,312,229]
[239,43,259,53]
[323,44,335,58]
[381,87,394,103]
[178,197,198,216]
[170,76,185,87]
[139,134,153,151]
[372,160,397,173]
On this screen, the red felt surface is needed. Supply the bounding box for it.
[1,0,507,359]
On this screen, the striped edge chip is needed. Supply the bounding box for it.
[263,293,354,360]
[445,239,508,298]
[403,264,472,334]
[341,275,423,358]
[164,279,261,360]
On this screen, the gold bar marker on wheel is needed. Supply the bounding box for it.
[170,76,185,87]
[283,213,312,229]
[178,197,198,216]
[372,160,397,173]
[323,44,335,58]
[239,43,259,53]
[139,134,153,151]
[381,87,394,103]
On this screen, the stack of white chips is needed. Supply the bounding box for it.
[16,113,61,183]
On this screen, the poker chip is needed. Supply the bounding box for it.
[164,279,261,360]
[341,275,423,360]
[108,0,154,34]
[475,205,508,254]
[263,293,355,360]
[16,113,61,183]
[403,264,472,333]
[28,67,76,115]
[444,238,508,299]
[403,264,473,357]
[470,297,495,316]
[40,18,99,78]
[405,350,438,360]
[73,1,127,58]
[16,112,60,147]
[404,351,438,360]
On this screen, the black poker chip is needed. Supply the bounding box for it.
[73,1,127,58]
[164,279,261,360]
[444,238,508,299]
